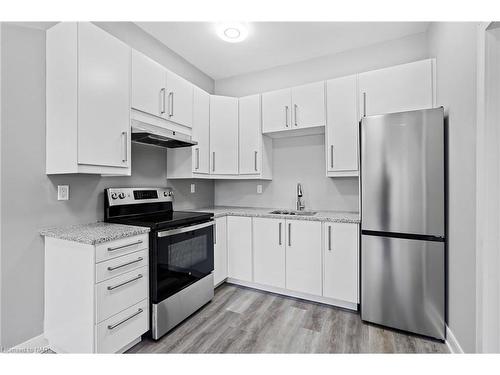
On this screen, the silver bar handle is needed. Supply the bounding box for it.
[107,257,143,271]
[328,226,332,251]
[254,151,258,172]
[107,239,143,252]
[288,223,291,247]
[121,131,127,163]
[107,274,143,291]
[212,152,215,172]
[169,92,174,117]
[285,106,289,127]
[330,145,334,168]
[160,88,166,114]
[278,222,282,245]
[294,104,298,126]
[195,148,200,170]
[363,92,367,117]
[158,220,215,238]
[107,308,143,330]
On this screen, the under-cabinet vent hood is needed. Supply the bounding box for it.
[131,121,197,149]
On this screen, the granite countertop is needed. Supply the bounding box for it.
[195,206,360,224]
[39,222,150,245]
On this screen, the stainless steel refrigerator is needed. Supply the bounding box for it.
[360,107,445,340]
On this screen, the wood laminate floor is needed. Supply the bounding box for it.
[127,283,448,354]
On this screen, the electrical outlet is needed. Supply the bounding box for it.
[190,183,196,193]
[257,184,263,194]
[57,185,69,201]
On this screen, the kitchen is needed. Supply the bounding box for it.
[1,4,499,368]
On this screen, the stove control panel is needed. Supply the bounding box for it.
[106,187,173,206]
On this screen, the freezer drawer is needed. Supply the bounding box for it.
[361,234,445,340]
[361,107,445,237]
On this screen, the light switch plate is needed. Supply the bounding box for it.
[257,184,263,194]
[190,183,196,193]
[57,185,69,201]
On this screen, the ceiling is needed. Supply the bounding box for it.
[136,22,430,80]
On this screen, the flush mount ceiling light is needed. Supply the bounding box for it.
[216,22,249,43]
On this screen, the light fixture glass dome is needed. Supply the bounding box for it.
[216,22,249,43]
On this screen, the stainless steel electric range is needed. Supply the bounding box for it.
[104,187,214,340]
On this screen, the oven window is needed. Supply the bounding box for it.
[153,224,214,302]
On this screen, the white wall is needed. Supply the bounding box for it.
[427,22,479,353]
[214,32,429,212]
[215,32,429,97]
[0,23,214,349]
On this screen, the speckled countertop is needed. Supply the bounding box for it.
[39,222,150,245]
[195,206,360,224]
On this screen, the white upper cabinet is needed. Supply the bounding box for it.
[253,218,286,289]
[291,81,326,129]
[285,220,322,296]
[131,50,166,117]
[165,72,193,128]
[326,75,359,177]
[262,88,292,133]
[323,223,359,304]
[358,59,435,117]
[192,87,210,174]
[239,94,261,175]
[209,95,239,175]
[46,22,131,175]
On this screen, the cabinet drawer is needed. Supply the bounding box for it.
[96,249,148,283]
[96,299,148,353]
[95,234,148,263]
[96,266,148,323]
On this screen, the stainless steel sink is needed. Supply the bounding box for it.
[269,210,317,216]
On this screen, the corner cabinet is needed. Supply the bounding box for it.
[46,22,131,175]
[209,95,239,175]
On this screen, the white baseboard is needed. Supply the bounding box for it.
[446,325,464,354]
[7,334,49,353]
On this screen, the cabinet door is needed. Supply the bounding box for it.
[239,95,261,175]
[253,218,286,288]
[166,72,193,128]
[227,216,252,281]
[131,50,167,117]
[209,95,239,175]
[358,59,434,117]
[323,223,359,303]
[77,22,131,168]
[262,88,291,133]
[213,217,227,286]
[291,81,326,129]
[192,87,210,174]
[285,220,322,296]
[326,75,359,173]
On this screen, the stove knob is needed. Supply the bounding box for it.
[164,191,169,197]
[118,193,126,199]
[111,193,118,200]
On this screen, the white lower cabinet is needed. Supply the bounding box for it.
[43,234,149,353]
[213,216,228,286]
[323,222,359,303]
[285,220,322,296]
[227,216,253,281]
[253,217,286,288]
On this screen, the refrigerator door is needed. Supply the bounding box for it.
[361,107,444,237]
[361,234,445,339]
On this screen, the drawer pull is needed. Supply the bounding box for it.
[107,239,143,252]
[107,257,144,271]
[107,274,143,291]
[107,308,143,330]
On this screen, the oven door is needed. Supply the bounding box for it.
[152,220,214,303]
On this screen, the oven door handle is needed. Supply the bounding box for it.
[157,220,215,238]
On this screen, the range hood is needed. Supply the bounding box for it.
[131,121,197,149]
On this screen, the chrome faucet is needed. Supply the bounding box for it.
[296,183,305,211]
